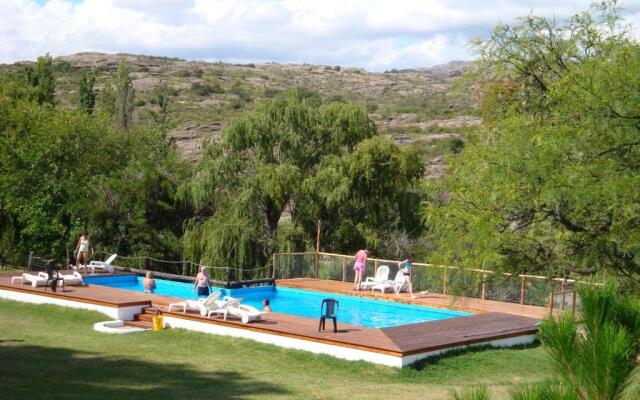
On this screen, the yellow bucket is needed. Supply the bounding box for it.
[152,315,164,331]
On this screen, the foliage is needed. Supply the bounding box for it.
[190,81,223,96]
[449,281,640,400]
[20,53,55,106]
[114,61,135,129]
[77,72,96,115]
[147,79,171,130]
[450,387,492,400]
[182,88,423,268]
[531,280,640,400]
[0,67,189,262]
[426,2,640,285]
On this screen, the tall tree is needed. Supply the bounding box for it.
[183,89,372,267]
[114,61,135,129]
[21,53,55,106]
[77,72,96,115]
[425,2,640,286]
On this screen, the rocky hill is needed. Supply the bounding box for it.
[5,52,481,176]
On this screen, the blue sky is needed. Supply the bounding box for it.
[2,0,639,71]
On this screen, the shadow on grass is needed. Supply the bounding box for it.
[407,341,541,371]
[0,343,289,399]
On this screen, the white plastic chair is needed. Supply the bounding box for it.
[360,265,390,290]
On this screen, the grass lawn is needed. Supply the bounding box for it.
[0,299,552,399]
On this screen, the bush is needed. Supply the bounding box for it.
[191,81,223,97]
[134,99,146,107]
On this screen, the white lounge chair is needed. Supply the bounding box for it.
[42,271,84,286]
[87,254,117,274]
[372,270,406,294]
[226,302,269,324]
[167,292,239,319]
[12,273,61,288]
[360,265,390,290]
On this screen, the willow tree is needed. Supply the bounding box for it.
[425,2,640,286]
[183,88,380,268]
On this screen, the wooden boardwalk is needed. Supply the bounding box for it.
[0,274,540,358]
[278,278,549,319]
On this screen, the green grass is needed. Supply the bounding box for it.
[0,300,552,399]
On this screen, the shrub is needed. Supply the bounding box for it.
[191,81,223,97]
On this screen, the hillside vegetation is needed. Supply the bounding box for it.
[5,52,479,167]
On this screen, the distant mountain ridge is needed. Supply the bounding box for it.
[2,52,480,177]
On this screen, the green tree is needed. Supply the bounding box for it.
[114,61,135,129]
[21,53,55,106]
[451,281,640,400]
[426,2,640,286]
[183,89,422,269]
[77,72,96,115]
[0,69,189,262]
[148,79,170,130]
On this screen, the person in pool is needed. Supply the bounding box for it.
[262,298,272,312]
[143,271,156,294]
[193,266,211,297]
[398,254,416,298]
[352,248,369,291]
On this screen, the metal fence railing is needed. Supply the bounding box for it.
[273,251,580,307]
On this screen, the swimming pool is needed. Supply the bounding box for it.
[84,275,472,328]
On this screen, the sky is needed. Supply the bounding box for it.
[1,0,640,71]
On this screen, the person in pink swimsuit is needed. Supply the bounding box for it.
[352,249,369,291]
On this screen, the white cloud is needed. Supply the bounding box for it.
[1,0,639,71]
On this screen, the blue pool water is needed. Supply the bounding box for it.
[84,275,472,328]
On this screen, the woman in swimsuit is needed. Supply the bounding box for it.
[399,255,416,298]
[352,249,369,291]
[75,232,93,273]
[193,266,211,297]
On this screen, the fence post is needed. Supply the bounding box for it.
[226,267,232,288]
[520,276,526,305]
[314,253,319,278]
[548,290,555,315]
[443,268,448,295]
[271,254,277,279]
[341,257,346,282]
[374,259,378,275]
[561,278,567,311]
[571,290,577,315]
[480,272,486,300]
[28,251,33,271]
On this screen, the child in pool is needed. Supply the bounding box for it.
[143,271,156,294]
[262,298,272,312]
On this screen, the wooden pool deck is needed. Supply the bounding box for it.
[0,274,540,366]
[277,278,550,319]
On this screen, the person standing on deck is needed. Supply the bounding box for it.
[193,266,211,297]
[352,249,369,291]
[399,255,416,298]
[75,232,93,273]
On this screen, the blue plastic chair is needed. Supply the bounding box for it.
[318,298,339,332]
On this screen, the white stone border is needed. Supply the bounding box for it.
[163,315,538,368]
[163,315,404,366]
[399,334,538,367]
[94,320,147,334]
[0,288,145,320]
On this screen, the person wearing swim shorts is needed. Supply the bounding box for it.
[399,254,416,298]
[193,266,211,297]
[352,249,369,291]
